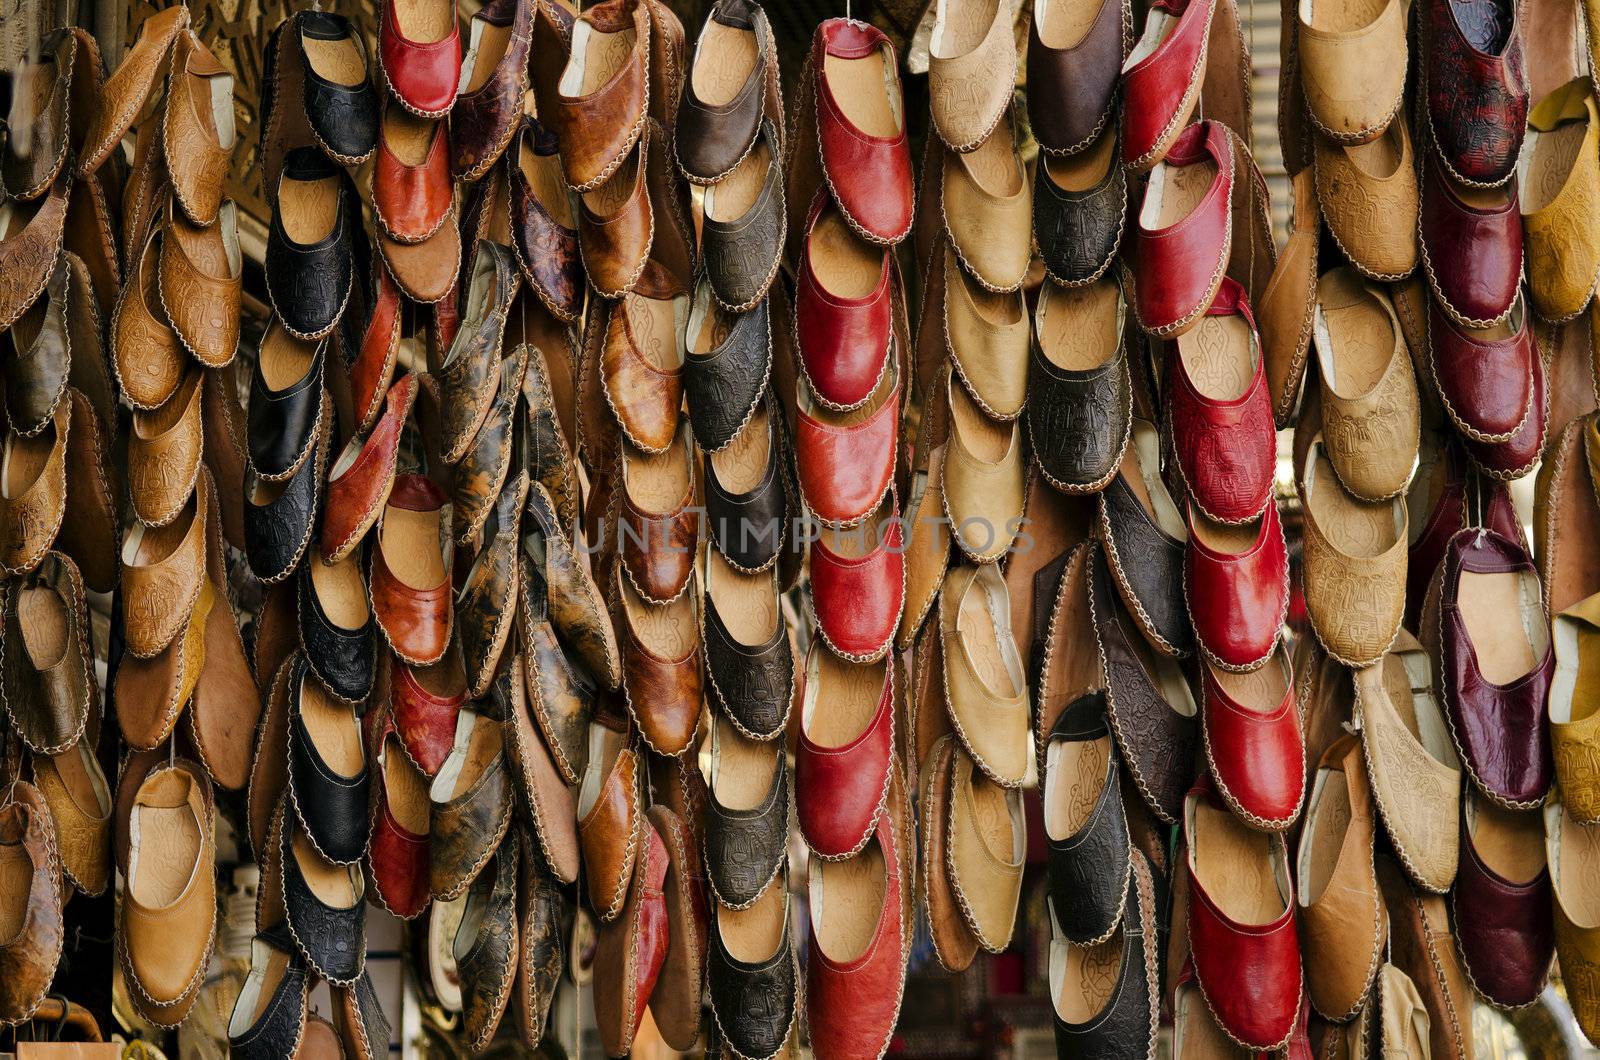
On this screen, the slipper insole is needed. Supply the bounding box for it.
[1317,270,1393,397]
[130,776,201,907]
[1038,281,1119,371]
[385,107,438,167]
[1308,453,1400,556]
[1557,806,1600,923]
[957,573,1023,697]
[1045,125,1117,192]
[383,505,446,589]
[280,172,340,245]
[1300,768,1351,903]
[521,140,575,226]
[1045,735,1111,841]
[706,139,771,222]
[310,555,370,630]
[1213,655,1289,715]
[950,380,1011,461]
[955,126,1021,196]
[709,551,777,646]
[295,827,360,906]
[1036,0,1103,49]
[822,49,899,138]
[0,843,30,941]
[1055,932,1123,1021]
[625,578,696,657]
[1459,569,1543,684]
[395,0,454,44]
[624,293,684,371]
[814,839,887,961]
[302,673,364,776]
[710,404,769,493]
[1191,800,1284,924]
[304,33,366,87]
[1470,798,1544,882]
[17,586,67,669]
[721,873,787,963]
[1524,120,1587,213]
[809,206,883,300]
[1121,424,1186,537]
[259,324,316,391]
[626,432,690,512]
[1178,314,1254,401]
[3,424,56,496]
[712,720,778,811]
[464,22,512,94]
[806,650,885,748]
[692,21,758,106]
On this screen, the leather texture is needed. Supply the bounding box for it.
[1548,802,1600,1042]
[1120,0,1216,170]
[1296,0,1406,143]
[1420,0,1527,187]
[1186,782,1303,1050]
[265,149,356,341]
[705,409,788,573]
[121,468,207,658]
[523,480,620,691]
[456,845,519,1052]
[927,0,1015,151]
[1044,693,1132,945]
[297,560,376,705]
[366,711,431,919]
[1097,423,1193,658]
[370,473,453,666]
[618,430,698,603]
[298,12,379,164]
[458,471,528,699]
[428,710,513,901]
[439,240,520,463]
[1520,78,1599,322]
[1167,281,1277,524]
[1033,131,1127,287]
[1028,0,1126,155]
[390,653,464,777]
[1453,797,1554,1008]
[1131,120,1234,336]
[940,563,1030,787]
[1,29,71,202]
[645,803,708,1051]
[163,30,235,227]
[602,291,686,455]
[795,190,892,410]
[451,0,532,182]
[0,384,69,577]
[227,927,310,1060]
[579,732,641,920]
[510,119,584,322]
[1,551,94,756]
[378,0,461,118]
[1027,283,1131,494]
[796,649,893,858]
[1050,852,1159,1058]
[1418,148,1522,329]
[940,118,1031,294]
[547,0,650,192]
[32,738,111,897]
[0,781,63,1027]
[500,654,582,884]
[1431,527,1554,809]
[813,18,913,244]
[322,373,417,564]
[1087,544,1199,824]
[1300,449,1407,667]
[706,741,788,909]
[1428,293,1534,444]
[707,883,797,1058]
[247,329,325,482]
[0,171,69,333]
[592,817,669,1057]
[809,506,904,662]
[1312,119,1420,282]
[702,120,785,312]
[704,574,793,742]
[3,256,70,437]
[373,107,454,244]
[1462,338,1545,481]
[516,833,568,1045]
[1201,645,1305,829]
[112,229,186,412]
[576,117,658,300]
[128,368,203,529]
[1183,501,1288,672]
[684,286,771,453]
[675,0,774,183]
[943,245,1030,421]
[281,814,365,985]
[288,656,371,864]
[619,584,704,758]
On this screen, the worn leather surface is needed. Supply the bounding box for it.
[323,374,416,564]
[1167,283,1276,523]
[1313,120,1418,283]
[621,593,703,757]
[288,656,371,863]
[1552,597,1600,823]
[1421,0,1527,186]
[704,577,792,741]
[1051,852,1158,1056]
[458,845,519,1051]
[702,121,785,312]
[707,882,796,1057]
[453,350,526,548]
[459,474,528,698]
[32,738,110,897]
[1044,693,1131,944]
[163,31,234,227]
[1121,0,1215,169]
[298,12,378,163]
[244,392,328,585]
[939,123,1030,295]
[112,228,186,412]
[927,0,1015,151]
[370,474,453,665]
[499,657,581,885]
[429,710,512,901]
[813,19,912,244]
[796,650,893,856]
[1201,646,1305,828]
[593,817,669,1057]
[247,329,324,482]
[377,199,461,304]
[440,241,519,463]
[1460,316,1546,480]
[391,652,464,778]
[1034,132,1127,287]
[374,109,453,244]
[516,834,568,1045]
[1352,631,1461,893]
[1419,150,1522,329]
[685,290,770,454]
[805,793,906,1060]
[79,6,188,176]
[1186,783,1303,1049]
[795,190,892,409]
[1132,121,1233,334]
[510,120,584,322]
[1377,855,1476,1060]
[1028,298,1130,494]
[645,804,708,1050]
[1087,544,1198,824]
[511,575,590,787]
[1433,528,1554,808]
[524,480,618,690]
[676,0,772,183]
[522,344,582,535]
[297,560,375,705]
[281,813,365,985]
[4,257,70,436]
[228,926,309,1059]
[706,743,787,908]
[939,565,1029,786]
[1549,803,1600,1041]
[548,0,650,191]
[1453,798,1554,1007]
[1523,79,1600,322]
[330,964,391,1060]
[1297,0,1405,143]
[128,367,202,529]
[810,507,903,662]
[619,438,698,604]
[579,735,641,918]
[1028,0,1125,155]
[368,714,431,919]
[452,0,532,182]
[122,466,207,657]
[0,554,92,753]
[1301,460,1407,668]
[378,0,461,117]
[577,121,656,299]
[265,149,355,341]
[59,386,120,597]
[0,172,69,335]
[0,398,68,577]
[2,30,72,201]
[114,579,209,751]
[602,291,685,454]
[1297,735,1386,1019]
[1097,429,1191,658]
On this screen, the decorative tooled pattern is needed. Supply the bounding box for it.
[263,172,356,342]
[1302,522,1406,667]
[300,27,380,165]
[1027,343,1131,493]
[4,259,70,436]
[519,559,596,785]
[1051,858,1155,1056]
[0,174,69,333]
[1046,748,1132,946]
[280,812,365,985]
[1034,157,1127,287]
[430,739,514,903]
[244,395,328,584]
[1314,133,1419,282]
[1355,679,1458,893]
[440,245,519,461]
[1097,477,1192,658]
[685,298,772,453]
[1421,0,1527,187]
[458,847,519,1052]
[518,838,567,1045]
[703,138,785,313]
[705,426,786,573]
[452,1,532,183]
[704,754,788,909]
[703,596,792,742]
[707,912,797,1060]
[511,126,584,322]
